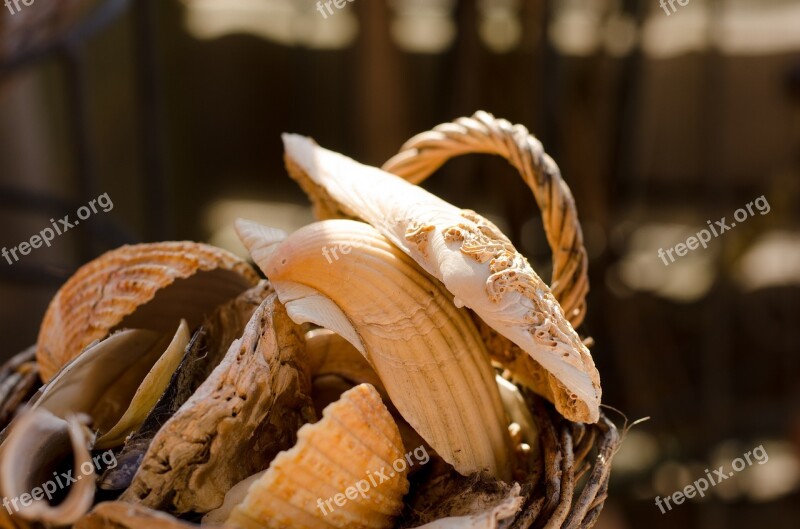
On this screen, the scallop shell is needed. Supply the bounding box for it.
[227,383,410,529]
[36,242,260,382]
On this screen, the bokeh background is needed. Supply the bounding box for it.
[1,0,799,527]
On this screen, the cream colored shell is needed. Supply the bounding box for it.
[237,219,513,479]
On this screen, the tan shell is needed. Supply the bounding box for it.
[121,294,316,514]
[36,242,260,382]
[227,383,410,529]
[236,219,513,479]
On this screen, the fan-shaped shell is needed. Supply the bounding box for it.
[36,242,259,382]
[227,383,410,529]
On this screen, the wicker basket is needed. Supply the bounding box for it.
[0,112,619,529]
[384,111,619,529]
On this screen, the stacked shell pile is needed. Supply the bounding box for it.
[0,131,607,529]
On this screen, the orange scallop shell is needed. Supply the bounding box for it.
[36,242,260,382]
[228,383,411,529]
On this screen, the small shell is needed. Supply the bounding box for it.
[306,329,387,399]
[227,383,410,529]
[36,242,260,382]
[0,410,96,526]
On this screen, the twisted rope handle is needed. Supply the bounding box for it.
[383,111,590,328]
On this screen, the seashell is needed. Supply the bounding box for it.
[0,409,96,526]
[36,242,260,382]
[226,383,409,529]
[27,323,187,439]
[306,329,387,399]
[99,282,273,492]
[305,329,429,466]
[0,323,192,517]
[95,320,191,448]
[281,135,601,423]
[236,219,513,480]
[122,294,317,514]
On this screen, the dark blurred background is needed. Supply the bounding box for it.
[1,0,799,527]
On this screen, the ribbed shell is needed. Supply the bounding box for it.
[36,242,259,382]
[228,384,410,529]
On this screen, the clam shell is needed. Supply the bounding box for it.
[95,320,191,448]
[227,383,410,529]
[36,242,260,382]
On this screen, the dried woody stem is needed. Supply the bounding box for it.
[512,390,619,529]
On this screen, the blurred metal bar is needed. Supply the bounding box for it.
[0,0,131,76]
[133,0,171,240]
[0,0,136,283]
[61,43,97,260]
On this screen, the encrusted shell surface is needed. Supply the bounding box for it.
[36,242,260,382]
[227,383,410,529]
[121,294,316,514]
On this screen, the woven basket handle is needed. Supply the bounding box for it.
[382,111,589,327]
